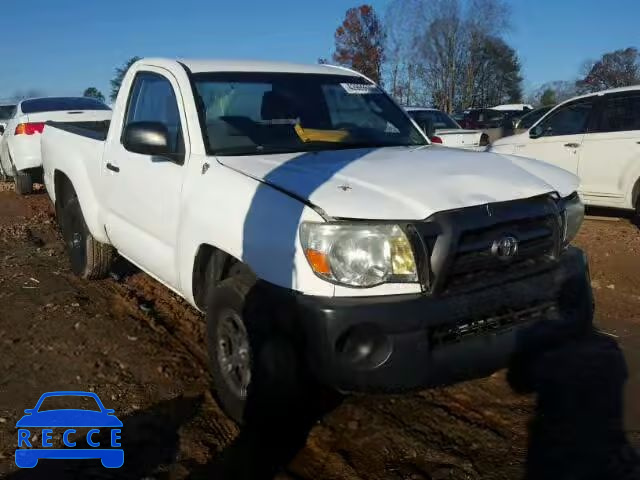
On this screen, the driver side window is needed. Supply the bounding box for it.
[124,71,185,156]
[538,101,593,137]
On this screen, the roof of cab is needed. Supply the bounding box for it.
[141,58,363,77]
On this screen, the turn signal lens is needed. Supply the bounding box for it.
[305,249,331,275]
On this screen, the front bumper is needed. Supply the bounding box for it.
[296,247,593,393]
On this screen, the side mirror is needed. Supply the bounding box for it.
[24,409,34,414]
[123,121,170,157]
[105,409,115,414]
[529,125,544,139]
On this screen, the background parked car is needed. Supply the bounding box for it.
[489,85,640,217]
[0,97,111,194]
[456,108,516,143]
[405,107,489,149]
[492,103,533,112]
[514,105,555,134]
[0,103,16,134]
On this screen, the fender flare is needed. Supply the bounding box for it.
[53,168,109,244]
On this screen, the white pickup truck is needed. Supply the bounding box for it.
[41,58,593,423]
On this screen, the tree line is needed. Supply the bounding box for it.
[330,2,640,112]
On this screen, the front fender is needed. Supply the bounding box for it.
[177,161,334,305]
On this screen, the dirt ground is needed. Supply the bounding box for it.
[0,186,639,480]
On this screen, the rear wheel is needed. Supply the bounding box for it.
[59,195,114,279]
[14,169,33,195]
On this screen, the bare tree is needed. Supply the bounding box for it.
[383,0,429,104]
[384,0,516,111]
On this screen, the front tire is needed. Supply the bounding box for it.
[59,196,114,279]
[206,275,302,424]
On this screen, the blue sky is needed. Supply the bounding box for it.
[0,0,638,101]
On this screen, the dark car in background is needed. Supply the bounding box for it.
[456,108,518,142]
[0,103,16,134]
[514,105,555,133]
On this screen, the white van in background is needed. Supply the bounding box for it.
[490,86,640,217]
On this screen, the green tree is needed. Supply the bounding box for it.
[83,87,105,103]
[539,88,556,106]
[110,56,141,102]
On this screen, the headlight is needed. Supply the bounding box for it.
[299,222,418,287]
[561,193,585,246]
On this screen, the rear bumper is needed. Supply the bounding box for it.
[296,247,593,392]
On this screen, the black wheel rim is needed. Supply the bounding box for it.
[66,208,86,273]
[216,308,251,399]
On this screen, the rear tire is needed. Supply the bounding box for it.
[206,274,302,424]
[14,170,33,195]
[59,196,114,279]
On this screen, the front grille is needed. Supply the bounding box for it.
[445,215,558,292]
[412,195,562,294]
[430,301,558,347]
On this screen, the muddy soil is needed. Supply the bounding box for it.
[0,187,639,479]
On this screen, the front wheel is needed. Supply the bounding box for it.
[59,196,114,279]
[206,275,303,424]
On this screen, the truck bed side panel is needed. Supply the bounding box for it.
[45,120,110,141]
[41,125,109,244]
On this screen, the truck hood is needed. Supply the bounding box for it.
[218,145,579,220]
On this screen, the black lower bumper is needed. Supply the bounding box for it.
[295,247,593,393]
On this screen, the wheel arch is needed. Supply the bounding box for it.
[191,244,234,311]
[52,168,109,244]
[632,177,640,211]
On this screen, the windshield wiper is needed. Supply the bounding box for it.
[212,141,425,156]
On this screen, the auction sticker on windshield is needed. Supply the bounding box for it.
[340,83,382,94]
[14,391,124,469]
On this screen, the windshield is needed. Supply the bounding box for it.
[21,97,110,114]
[0,105,15,120]
[408,109,459,129]
[192,72,427,156]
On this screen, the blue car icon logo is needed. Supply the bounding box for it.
[15,391,124,468]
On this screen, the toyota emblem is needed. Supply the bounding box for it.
[491,235,519,259]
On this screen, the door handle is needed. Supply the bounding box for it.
[564,143,580,148]
[106,163,120,173]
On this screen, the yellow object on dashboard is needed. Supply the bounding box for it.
[295,124,350,143]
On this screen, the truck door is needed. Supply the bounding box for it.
[102,68,189,288]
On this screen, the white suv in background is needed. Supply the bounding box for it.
[490,86,640,217]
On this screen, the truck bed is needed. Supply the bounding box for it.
[45,120,110,141]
